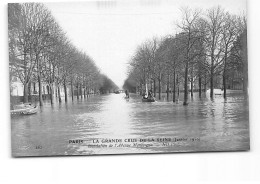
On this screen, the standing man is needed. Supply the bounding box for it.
[125,90,129,98]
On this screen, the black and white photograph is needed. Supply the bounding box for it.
[8,0,249,157]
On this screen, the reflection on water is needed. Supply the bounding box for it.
[11,90,249,156]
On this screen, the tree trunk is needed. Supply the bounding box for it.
[28,82,31,102]
[50,84,53,105]
[223,50,228,99]
[204,74,207,92]
[55,87,58,98]
[177,88,180,98]
[176,74,179,98]
[139,83,142,95]
[23,82,29,103]
[58,86,61,103]
[199,74,202,98]
[36,53,43,106]
[33,82,36,94]
[190,66,194,98]
[71,80,74,101]
[173,71,176,103]
[153,79,156,97]
[80,83,83,99]
[77,82,79,100]
[223,74,226,99]
[210,61,214,98]
[158,79,161,100]
[191,78,194,98]
[47,85,50,95]
[64,81,67,103]
[166,74,170,101]
[183,61,188,105]
[158,73,162,100]
[38,75,43,106]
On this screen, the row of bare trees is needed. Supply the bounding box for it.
[124,6,247,105]
[9,3,117,106]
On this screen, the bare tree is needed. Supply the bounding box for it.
[203,6,225,98]
[8,3,37,103]
[220,13,241,98]
[9,3,114,107]
[21,3,58,106]
[177,7,202,105]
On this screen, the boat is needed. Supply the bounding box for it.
[141,83,155,102]
[142,97,155,102]
[21,106,38,115]
[11,103,38,116]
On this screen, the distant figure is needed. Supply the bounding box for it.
[142,91,148,99]
[125,90,129,98]
[148,90,153,99]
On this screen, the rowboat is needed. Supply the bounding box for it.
[142,83,155,102]
[142,98,155,102]
[11,103,38,116]
[21,106,38,115]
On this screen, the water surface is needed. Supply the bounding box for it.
[11,90,249,156]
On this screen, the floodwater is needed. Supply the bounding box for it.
[11,90,249,157]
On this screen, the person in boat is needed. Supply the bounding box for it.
[125,90,129,98]
[148,90,152,98]
[142,91,148,99]
[148,90,154,100]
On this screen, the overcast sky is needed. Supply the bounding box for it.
[45,0,246,88]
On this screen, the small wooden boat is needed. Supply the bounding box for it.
[141,83,155,102]
[21,106,38,115]
[142,98,155,102]
[11,103,38,116]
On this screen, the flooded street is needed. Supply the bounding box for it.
[11,91,249,156]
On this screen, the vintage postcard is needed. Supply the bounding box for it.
[9,0,249,157]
